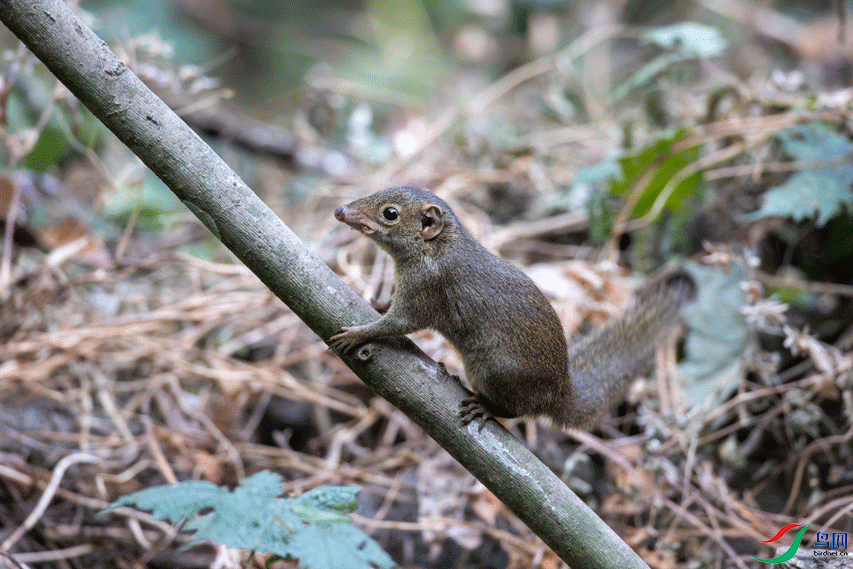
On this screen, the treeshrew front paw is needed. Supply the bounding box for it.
[329,326,368,354]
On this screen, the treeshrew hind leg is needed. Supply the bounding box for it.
[459,393,518,429]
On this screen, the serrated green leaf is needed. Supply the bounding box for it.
[751,171,853,226]
[611,52,682,103]
[102,478,235,523]
[240,470,287,501]
[102,170,183,229]
[643,23,728,58]
[678,261,748,407]
[612,23,726,101]
[102,471,396,569]
[778,121,851,162]
[292,486,360,523]
[289,524,396,569]
[745,122,853,227]
[575,158,623,188]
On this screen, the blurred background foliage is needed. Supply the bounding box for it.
[3,0,853,567]
[7,0,850,229]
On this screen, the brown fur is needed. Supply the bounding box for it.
[331,188,692,428]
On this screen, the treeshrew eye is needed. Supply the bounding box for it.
[382,207,398,221]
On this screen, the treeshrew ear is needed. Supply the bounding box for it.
[419,205,444,240]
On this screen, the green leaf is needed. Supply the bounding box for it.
[612,23,726,101]
[563,158,622,243]
[610,127,701,219]
[102,471,395,569]
[575,158,623,190]
[678,261,749,408]
[778,121,851,162]
[643,23,728,58]
[753,171,853,226]
[289,523,395,569]
[292,486,360,523]
[745,122,853,227]
[102,170,184,230]
[610,53,682,103]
